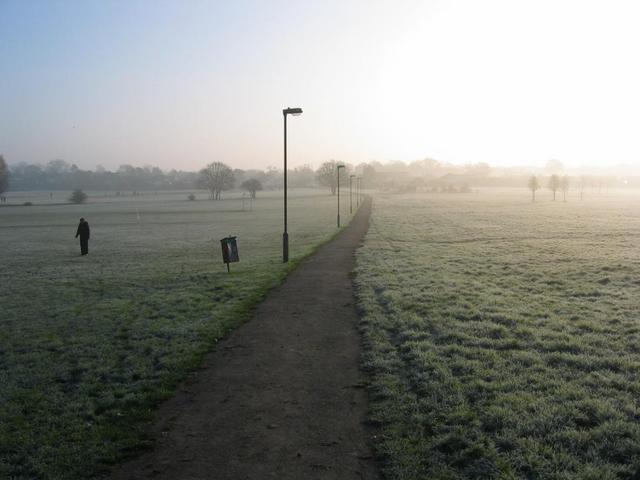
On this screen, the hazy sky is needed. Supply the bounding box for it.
[2,0,640,171]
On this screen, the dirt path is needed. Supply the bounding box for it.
[110,198,379,480]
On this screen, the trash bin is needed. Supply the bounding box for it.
[220,236,239,272]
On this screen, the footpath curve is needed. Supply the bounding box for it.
[110,197,379,480]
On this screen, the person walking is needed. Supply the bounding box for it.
[75,217,90,255]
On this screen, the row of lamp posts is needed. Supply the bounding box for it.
[336,165,363,228]
[349,173,363,213]
[282,106,363,263]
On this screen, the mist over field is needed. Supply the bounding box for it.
[3,156,640,200]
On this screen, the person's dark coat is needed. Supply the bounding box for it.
[75,219,90,255]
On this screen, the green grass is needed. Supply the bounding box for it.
[0,189,350,479]
[355,189,640,479]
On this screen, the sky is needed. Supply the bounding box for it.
[2,0,640,172]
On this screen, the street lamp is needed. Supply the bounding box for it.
[349,174,355,214]
[337,164,345,227]
[282,107,303,263]
[356,177,360,207]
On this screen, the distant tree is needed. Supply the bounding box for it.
[241,178,263,199]
[289,165,316,188]
[546,159,564,174]
[232,168,247,186]
[527,175,540,202]
[316,160,340,195]
[578,175,588,200]
[198,162,235,200]
[408,158,441,176]
[261,165,281,189]
[69,189,87,204]
[187,193,196,201]
[560,175,569,202]
[0,155,9,195]
[548,174,561,201]
[361,163,377,186]
[46,159,71,177]
[316,161,351,195]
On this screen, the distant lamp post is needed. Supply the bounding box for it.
[282,107,303,263]
[337,164,345,227]
[356,177,361,207]
[349,174,356,214]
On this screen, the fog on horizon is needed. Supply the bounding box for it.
[2,0,640,173]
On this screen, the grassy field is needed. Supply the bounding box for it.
[355,189,640,479]
[0,188,348,479]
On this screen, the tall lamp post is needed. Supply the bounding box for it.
[356,177,360,207]
[282,107,303,263]
[336,164,345,227]
[349,174,355,214]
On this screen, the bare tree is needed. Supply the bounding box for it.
[548,174,561,201]
[578,175,588,200]
[316,160,340,195]
[198,162,235,200]
[0,155,8,197]
[527,175,540,202]
[241,178,262,199]
[560,175,569,202]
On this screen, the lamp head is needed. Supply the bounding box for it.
[283,107,303,116]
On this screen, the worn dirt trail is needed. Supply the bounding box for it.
[110,198,379,480]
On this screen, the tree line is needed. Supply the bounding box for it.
[0,157,378,199]
[2,155,627,201]
[197,160,362,200]
[527,174,608,201]
[4,160,199,192]
[1,155,495,197]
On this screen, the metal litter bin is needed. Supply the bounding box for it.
[220,236,239,272]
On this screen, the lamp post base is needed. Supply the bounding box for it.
[283,232,289,263]
[337,215,340,228]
